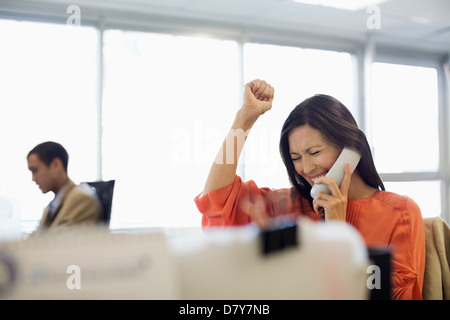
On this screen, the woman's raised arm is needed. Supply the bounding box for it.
[202,79,274,195]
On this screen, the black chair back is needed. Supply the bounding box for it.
[367,247,392,300]
[83,180,115,226]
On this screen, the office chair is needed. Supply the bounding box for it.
[82,180,115,227]
[422,216,450,300]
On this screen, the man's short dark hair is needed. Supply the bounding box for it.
[27,141,69,172]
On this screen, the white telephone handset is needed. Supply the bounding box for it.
[310,148,361,200]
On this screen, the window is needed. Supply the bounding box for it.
[384,181,441,218]
[102,30,239,228]
[371,63,439,173]
[371,62,441,218]
[243,43,354,189]
[0,20,99,231]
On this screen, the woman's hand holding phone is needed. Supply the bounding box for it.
[312,163,352,221]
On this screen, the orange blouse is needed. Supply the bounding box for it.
[194,175,425,300]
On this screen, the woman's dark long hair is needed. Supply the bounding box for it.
[279,94,384,203]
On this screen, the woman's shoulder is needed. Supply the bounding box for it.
[373,190,421,216]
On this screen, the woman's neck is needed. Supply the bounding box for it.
[347,172,378,200]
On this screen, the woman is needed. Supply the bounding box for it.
[194,79,425,300]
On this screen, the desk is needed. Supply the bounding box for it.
[0,218,371,299]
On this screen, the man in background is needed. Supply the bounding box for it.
[27,141,101,233]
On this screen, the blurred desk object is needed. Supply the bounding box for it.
[171,218,370,300]
[0,226,180,299]
[0,218,371,299]
[367,247,392,300]
[0,196,22,242]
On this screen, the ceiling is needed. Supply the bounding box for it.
[1,0,450,51]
